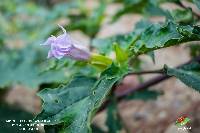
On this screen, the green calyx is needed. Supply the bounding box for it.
[88,53,113,69]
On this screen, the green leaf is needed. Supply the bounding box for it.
[126,89,162,101]
[193,0,200,10]
[113,43,128,64]
[35,64,127,133]
[0,46,68,89]
[170,8,193,24]
[93,20,200,58]
[129,21,200,56]
[106,101,122,133]
[164,62,200,92]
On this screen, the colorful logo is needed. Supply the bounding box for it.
[175,116,190,127]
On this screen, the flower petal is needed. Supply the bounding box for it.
[41,36,56,46]
[54,34,73,48]
[65,45,90,60]
[47,51,54,58]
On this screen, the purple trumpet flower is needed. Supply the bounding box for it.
[41,25,90,61]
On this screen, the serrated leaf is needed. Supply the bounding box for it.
[35,64,127,133]
[164,62,200,92]
[93,20,200,58]
[129,21,200,56]
[0,46,68,89]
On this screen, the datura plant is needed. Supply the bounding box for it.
[37,24,129,133]
[1,0,200,133]
[37,21,200,132]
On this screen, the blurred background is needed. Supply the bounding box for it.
[0,0,200,133]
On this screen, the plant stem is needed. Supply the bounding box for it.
[118,75,169,98]
[126,69,163,75]
[97,75,169,112]
[98,55,200,113]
